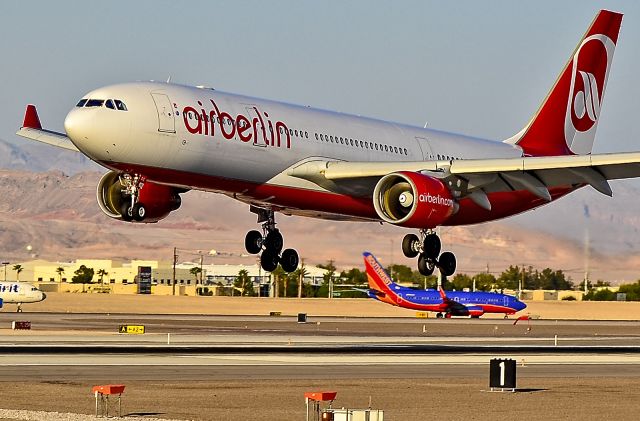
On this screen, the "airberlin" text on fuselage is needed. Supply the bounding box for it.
[182,99,291,148]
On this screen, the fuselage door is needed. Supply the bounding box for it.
[151,93,176,133]
[503,296,509,307]
[415,136,434,161]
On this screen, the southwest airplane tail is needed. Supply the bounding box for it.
[363,252,526,318]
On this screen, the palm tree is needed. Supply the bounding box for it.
[294,259,308,298]
[189,267,202,284]
[97,269,108,286]
[12,264,23,281]
[56,267,65,283]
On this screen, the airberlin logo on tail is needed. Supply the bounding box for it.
[567,35,614,134]
[181,99,291,148]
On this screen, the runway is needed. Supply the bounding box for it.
[2,312,640,420]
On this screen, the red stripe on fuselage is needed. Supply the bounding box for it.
[104,161,580,226]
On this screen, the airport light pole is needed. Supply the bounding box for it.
[2,262,8,281]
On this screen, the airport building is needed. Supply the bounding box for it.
[11,258,328,297]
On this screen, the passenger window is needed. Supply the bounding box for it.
[350,139,354,146]
[404,148,407,154]
[320,134,324,141]
[305,131,308,138]
[330,136,334,142]
[76,99,88,107]
[315,133,319,140]
[384,145,388,152]
[295,130,298,137]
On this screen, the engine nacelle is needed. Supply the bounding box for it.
[97,171,182,223]
[373,171,456,229]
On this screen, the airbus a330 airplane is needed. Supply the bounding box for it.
[17,10,640,276]
[363,252,526,318]
[0,282,47,312]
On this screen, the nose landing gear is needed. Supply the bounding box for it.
[402,230,456,277]
[245,206,299,273]
[119,173,146,222]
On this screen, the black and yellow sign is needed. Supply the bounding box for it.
[118,325,145,334]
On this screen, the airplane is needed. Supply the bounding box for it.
[16,10,639,277]
[363,252,526,318]
[0,282,47,312]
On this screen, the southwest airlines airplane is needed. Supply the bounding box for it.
[363,252,526,318]
[16,10,640,277]
[0,282,46,312]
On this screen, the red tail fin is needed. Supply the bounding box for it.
[363,252,395,294]
[506,10,622,156]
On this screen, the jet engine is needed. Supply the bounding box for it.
[372,171,456,229]
[97,171,183,223]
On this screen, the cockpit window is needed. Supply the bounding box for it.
[85,99,105,107]
[114,100,128,111]
[105,99,115,109]
[76,99,88,107]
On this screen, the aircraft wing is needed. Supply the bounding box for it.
[15,105,79,152]
[288,152,640,210]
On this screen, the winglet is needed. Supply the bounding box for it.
[22,105,42,129]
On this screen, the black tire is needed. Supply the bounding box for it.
[436,312,443,319]
[439,251,457,277]
[132,203,146,222]
[120,201,133,222]
[402,234,420,258]
[260,249,279,272]
[264,229,284,254]
[245,230,263,254]
[417,254,435,276]
[280,248,299,273]
[423,234,441,259]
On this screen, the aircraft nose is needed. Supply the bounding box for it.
[518,300,527,311]
[64,108,91,144]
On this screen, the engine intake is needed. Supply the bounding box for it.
[97,171,183,223]
[373,171,455,228]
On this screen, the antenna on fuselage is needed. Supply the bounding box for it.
[166,76,172,84]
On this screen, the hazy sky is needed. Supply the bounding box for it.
[1,0,639,156]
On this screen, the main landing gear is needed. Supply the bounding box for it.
[402,230,456,277]
[244,206,299,273]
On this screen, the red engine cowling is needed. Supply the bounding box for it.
[372,171,456,228]
[97,171,183,223]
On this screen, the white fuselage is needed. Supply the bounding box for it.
[0,282,46,305]
[63,82,523,221]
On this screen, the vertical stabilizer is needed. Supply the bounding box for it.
[506,10,623,156]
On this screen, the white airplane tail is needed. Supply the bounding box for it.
[505,10,622,156]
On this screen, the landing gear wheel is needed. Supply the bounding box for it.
[264,229,284,254]
[280,248,299,273]
[245,230,263,254]
[120,201,133,222]
[402,234,420,258]
[417,254,435,276]
[436,312,443,319]
[423,234,441,259]
[132,203,146,222]
[438,251,457,277]
[260,249,279,272]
